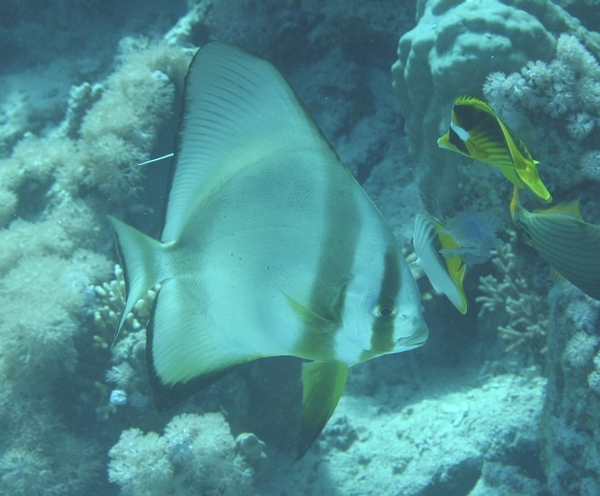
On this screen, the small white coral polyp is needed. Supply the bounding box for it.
[580,150,600,182]
[108,428,173,496]
[0,448,54,496]
[566,112,595,141]
[588,369,600,393]
[564,331,600,368]
[108,413,259,496]
[566,298,600,332]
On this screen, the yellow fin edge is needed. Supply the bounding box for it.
[297,361,349,459]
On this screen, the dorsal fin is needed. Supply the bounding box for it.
[534,199,583,220]
[162,42,331,242]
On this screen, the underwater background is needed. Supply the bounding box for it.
[0,0,599,494]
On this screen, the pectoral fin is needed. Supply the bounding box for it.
[297,361,349,460]
[284,293,336,334]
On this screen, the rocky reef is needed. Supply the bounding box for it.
[0,1,598,495]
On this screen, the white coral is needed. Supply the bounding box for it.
[557,33,600,79]
[108,429,173,496]
[580,150,600,182]
[108,413,258,496]
[564,331,600,368]
[576,77,600,113]
[566,298,600,331]
[588,370,600,393]
[520,60,552,90]
[545,89,576,118]
[476,231,549,357]
[566,112,595,141]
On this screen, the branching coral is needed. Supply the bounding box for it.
[93,264,158,336]
[92,263,159,416]
[108,413,261,496]
[476,231,550,362]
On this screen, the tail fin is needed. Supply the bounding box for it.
[108,216,167,339]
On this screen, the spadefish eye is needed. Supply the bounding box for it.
[373,304,396,318]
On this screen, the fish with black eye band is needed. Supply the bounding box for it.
[438,95,552,203]
[109,42,429,460]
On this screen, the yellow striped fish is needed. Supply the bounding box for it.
[510,187,600,301]
[109,42,428,459]
[438,96,552,202]
[412,213,468,314]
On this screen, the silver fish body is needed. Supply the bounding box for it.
[110,42,427,458]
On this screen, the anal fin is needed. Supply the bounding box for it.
[297,361,349,460]
[146,284,240,411]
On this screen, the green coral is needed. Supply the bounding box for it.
[109,429,173,496]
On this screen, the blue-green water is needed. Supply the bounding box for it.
[0,1,599,494]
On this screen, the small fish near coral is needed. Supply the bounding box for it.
[510,186,600,301]
[412,211,501,314]
[109,42,428,459]
[438,95,552,202]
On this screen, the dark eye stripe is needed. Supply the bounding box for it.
[293,167,361,359]
[370,250,401,353]
[448,126,470,155]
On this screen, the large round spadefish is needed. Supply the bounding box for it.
[110,42,428,460]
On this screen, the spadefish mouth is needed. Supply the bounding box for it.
[396,324,429,348]
[363,323,428,356]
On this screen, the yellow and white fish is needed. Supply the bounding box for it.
[510,187,600,301]
[412,211,501,314]
[438,96,552,202]
[110,42,428,459]
[412,213,468,314]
